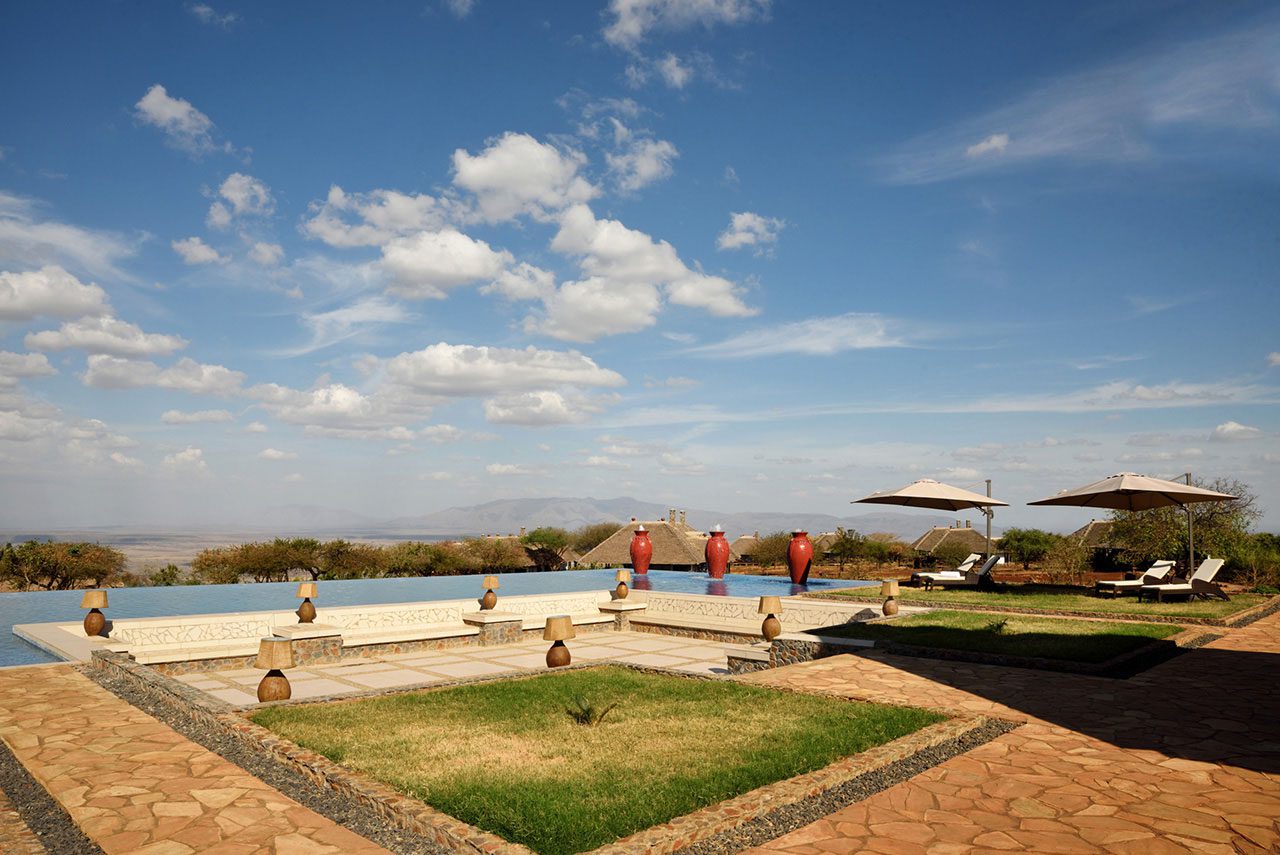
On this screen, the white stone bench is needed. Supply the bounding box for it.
[338,623,480,647]
[519,613,614,631]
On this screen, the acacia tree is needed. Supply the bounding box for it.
[751,532,792,568]
[571,522,622,554]
[825,527,865,572]
[383,541,476,577]
[462,537,528,573]
[1109,477,1260,568]
[999,528,1059,569]
[5,541,126,590]
[521,527,571,571]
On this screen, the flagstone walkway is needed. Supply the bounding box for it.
[738,611,1280,854]
[0,665,388,854]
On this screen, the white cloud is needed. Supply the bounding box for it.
[0,194,138,281]
[948,380,1280,415]
[207,173,273,229]
[483,262,556,301]
[1268,352,1280,367]
[82,355,245,396]
[1211,421,1262,442]
[716,211,785,253]
[644,375,699,389]
[603,0,771,50]
[606,125,679,192]
[528,276,663,341]
[420,424,463,443]
[162,409,233,424]
[881,18,1280,183]
[0,266,110,321]
[656,53,692,88]
[171,236,226,265]
[134,84,230,158]
[26,316,188,357]
[486,462,542,476]
[582,454,631,470]
[0,352,57,388]
[483,390,606,425]
[452,132,597,222]
[692,312,906,357]
[288,297,409,355]
[380,342,625,396]
[163,446,208,473]
[381,229,512,299]
[248,381,425,437]
[423,471,453,481]
[109,451,142,467]
[248,242,284,266]
[245,421,268,433]
[658,451,708,476]
[301,185,450,248]
[258,447,298,460]
[188,3,239,28]
[444,0,474,18]
[965,133,1010,158]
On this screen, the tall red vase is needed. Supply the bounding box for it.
[786,530,813,584]
[629,526,653,574]
[705,529,730,579]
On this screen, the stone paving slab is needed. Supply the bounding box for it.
[0,665,388,854]
[738,610,1280,854]
[0,787,45,855]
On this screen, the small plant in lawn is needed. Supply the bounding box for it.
[985,618,1009,634]
[566,696,618,726]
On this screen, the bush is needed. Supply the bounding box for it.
[571,522,623,554]
[931,542,974,570]
[1042,538,1091,585]
[999,528,1059,569]
[1,540,126,590]
[751,531,792,568]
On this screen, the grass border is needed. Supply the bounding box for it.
[803,590,1280,627]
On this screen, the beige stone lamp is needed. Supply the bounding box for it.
[80,590,108,637]
[758,596,782,641]
[255,638,295,702]
[614,568,631,600]
[480,575,500,610]
[296,582,318,624]
[881,580,900,616]
[544,615,576,667]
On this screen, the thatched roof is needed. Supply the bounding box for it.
[1070,519,1115,550]
[910,524,992,555]
[729,533,760,560]
[578,519,707,567]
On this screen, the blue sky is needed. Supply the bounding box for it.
[1,0,1278,531]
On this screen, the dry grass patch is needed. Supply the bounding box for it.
[251,666,942,854]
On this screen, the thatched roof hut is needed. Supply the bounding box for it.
[909,521,992,556]
[1070,519,1114,549]
[729,532,760,561]
[578,512,708,569]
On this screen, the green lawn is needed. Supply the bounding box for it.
[822,584,1265,620]
[251,666,943,855]
[815,610,1181,663]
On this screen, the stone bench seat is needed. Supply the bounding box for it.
[130,638,264,665]
[338,622,479,647]
[519,612,614,631]
[628,612,764,637]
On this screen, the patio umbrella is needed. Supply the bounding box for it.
[1028,472,1236,569]
[853,478,1009,556]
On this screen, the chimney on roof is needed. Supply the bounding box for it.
[630,516,637,523]
[680,510,687,525]
[668,509,676,524]
[754,530,760,539]
[966,520,971,528]
[519,526,526,537]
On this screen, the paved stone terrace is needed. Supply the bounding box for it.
[175,629,734,706]
[738,610,1280,854]
[0,665,389,854]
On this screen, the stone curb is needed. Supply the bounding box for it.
[802,591,1280,627]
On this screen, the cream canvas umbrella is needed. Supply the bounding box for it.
[853,478,1008,555]
[1028,472,1236,569]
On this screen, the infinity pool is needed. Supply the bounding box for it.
[0,570,871,667]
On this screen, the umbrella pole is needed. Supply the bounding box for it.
[1185,473,1195,572]
[985,479,993,557]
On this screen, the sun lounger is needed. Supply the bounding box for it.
[1094,560,1175,597]
[912,553,980,588]
[920,554,1000,591]
[1138,558,1227,602]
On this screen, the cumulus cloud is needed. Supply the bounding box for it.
[381,229,512,299]
[1268,352,1280,367]
[134,84,231,158]
[656,53,692,88]
[452,132,597,222]
[26,316,188,357]
[248,242,284,266]
[603,0,772,50]
[247,381,425,438]
[444,0,475,18]
[486,462,541,476]
[1211,420,1262,442]
[171,236,226,265]
[163,446,208,473]
[82,355,245,396]
[207,173,273,229]
[965,133,1010,158]
[188,3,239,28]
[0,266,111,321]
[606,123,679,192]
[161,409,233,424]
[258,447,298,460]
[245,421,268,433]
[0,193,138,281]
[482,262,556,302]
[692,312,908,357]
[0,351,57,388]
[483,390,606,425]
[716,211,785,253]
[380,342,625,396]
[301,185,450,248]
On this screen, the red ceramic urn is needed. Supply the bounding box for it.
[705,528,730,579]
[786,530,813,584]
[629,525,653,574]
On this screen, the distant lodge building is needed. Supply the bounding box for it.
[729,532,761,563]
[1069,519,1123,569]
[909,520,995,560]
[578,510,710,571]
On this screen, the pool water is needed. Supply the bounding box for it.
[0,569,872,666]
